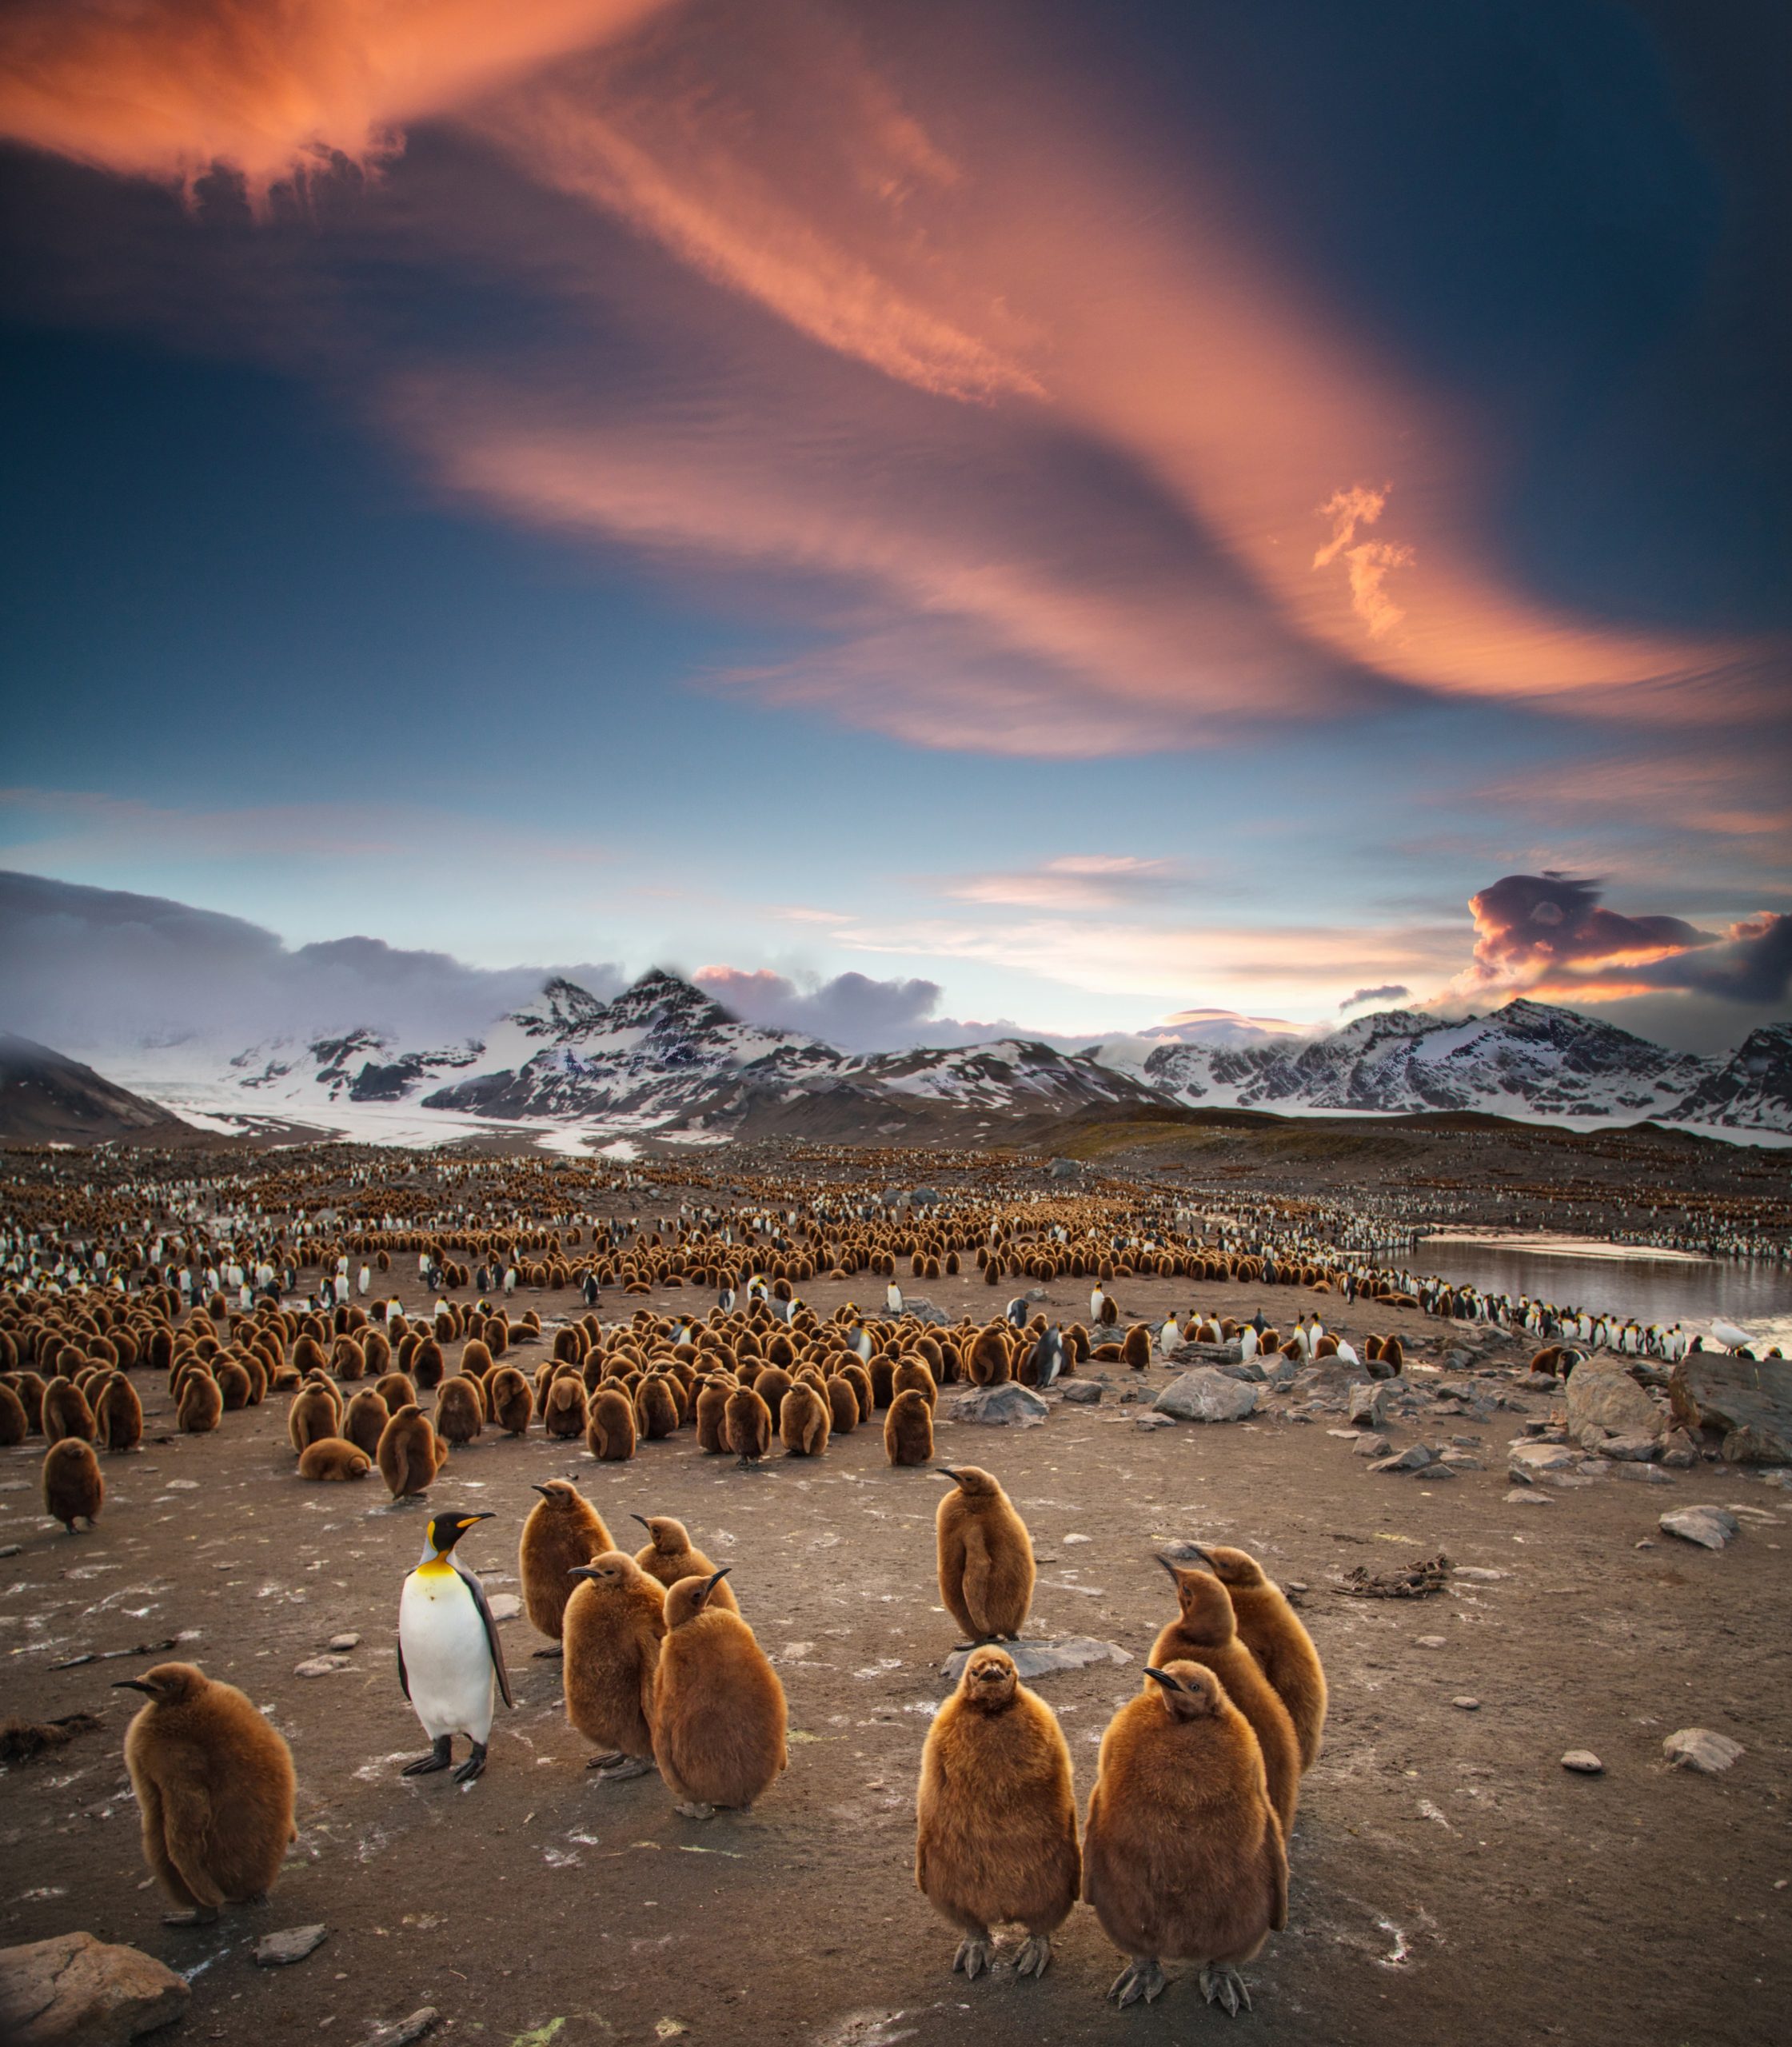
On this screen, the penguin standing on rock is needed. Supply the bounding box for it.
[397,1510,513,1782]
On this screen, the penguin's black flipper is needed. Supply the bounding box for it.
[397,1636,410,1702]
[458,1561,513,1707]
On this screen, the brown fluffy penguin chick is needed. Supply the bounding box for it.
[652,1571,787,1818]
[1150,1561,1300,1837]
[343,1387,390,1459]
[118,1662,298,1925]
[824,1375,860,1435]
[177,1371,222,1434]
[563,1551,667,1778]
[0,1383,26,1446]
[1198,1544,1327,1770]
[892,1356,938,1408]
[96,1372,143,1453]
[434,1377,484,1446]
[375,1371,416,1411]
[376,1403,448,1502]
[1121,1323,1152,1371]
[635,1375,680,1441]
[884,1387,935,1466]
[297,1437,372,1482]
[694,1379,734,1453]
[287,1382,339,1454]
[543,1373,588,1438]
[43,1379,96,1444]
[779,1380,830,1457]
[520,1480,614,1653]
[587,1387,637,1461]
[489,1366,533,1436]
[724,1384,772,1469]
[43,1438,103,1531]
[936,1466,1034,1642]
[916,1646,1080,1981]
[967,1327,1011,1387]
[840,1360,876,1420]
[631,1516,739,1612]
[1082,1661,1287,2015]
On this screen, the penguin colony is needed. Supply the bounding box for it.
[12,1142,1771,2019]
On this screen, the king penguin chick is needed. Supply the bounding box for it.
[564,1550,666,1780]
[1151,1558,1300,1836]
[916,1646,1080,1981]
[936,1467,1035,1644]
[779,1380,830,1456]
[520,1479,613,1656]
[43,1437,103,1532]
[631,1516,739,1612]
[1195,1543,1327,1770]
[884,1386,935,1466]
[724,1383,772,1470]
[653,1570,787,1819]
[117,1662,297,1926]
[397,1510,513,1783]
[1084,1661,1286,2015]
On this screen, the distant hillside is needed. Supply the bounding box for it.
[0,1035,195,1143]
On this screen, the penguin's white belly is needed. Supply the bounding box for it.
[401,1573,495,1742]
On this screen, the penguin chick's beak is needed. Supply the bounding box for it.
[111,1678,155,1695]
[567,1564,599,1582]
[934,1468,963,1483]
[631,1514,652,1530]
[531,1484,555,1498]
[696,1566,732,1607]
[1142,1666,1183,1693]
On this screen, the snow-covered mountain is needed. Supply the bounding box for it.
[1131,1000,1721,1123]
[102,973,1792,1143]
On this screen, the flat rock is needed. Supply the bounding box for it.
[1168,1341,1245,1367]
[293,1654,349,1678]
[1057,1381,1102,1405]
[1507,1442,1583,1486]
[486,1593,522,1621]
[255,1926,329,1969]
[328,1633,361,1651]
[1594,1433,1660,1462]
[1352,1432,1393,1458]
[1504,1489,1553,1505]
[1670,1354,1792,1463]
[1662,1726,1744,1774]
[0,1933,190,2047]
[1453,1697,1482,1710]
[1659,1506,1740,1550]
[1561,1750,1604,1774]
[1153,1369,1257,1424]
[1565,1366,1663,1442]
[951,1384,1049,1427]
[1616,1462,1675,1485]
[942,1636,1131,1683]
[1369,1445,1434,1474]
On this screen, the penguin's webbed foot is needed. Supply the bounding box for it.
[593,1754,657,1782]
[1199,1965,1251,2017]
[531,1645,565,1660]
[1108,1958,1167,2008]
[162,1907,220,1927]
[451,1742,489,1784]
[1013,1934,1052,1979]
[953,1933,994,1981]
[672,1799,716,1820]
[402,1736,453,1777]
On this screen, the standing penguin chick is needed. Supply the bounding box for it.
[631,1515,740,1612]
[779,1380,830,1456]
[1083,1662,1286,2014]
[377,1404,449,1502]
[343,1387,390,1458]
[587,1387,637,1462]
[916,1646,1080,1981]
[724,1384,772,1469]
[694,1379,733,1453]
[936,1467,1035,1643]
[118,1662,297,1925]
[434,1377,484,1446]
[564,1551,666,1779]
[177,1371,222,1434]
[96,1372,143,1453]
[635,1375,680,1441]
[1150,1559,1301,1836]
[884,1387,935,1466]
[488,1366,533,1436]
[1196,1544,1327,1770]
[520,1480,614,1654]
[653,1570,787,1818]
[397,1510,513,1783]
[43,1437,103,1531]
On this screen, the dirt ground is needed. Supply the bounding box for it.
[2,1267,1788,2047]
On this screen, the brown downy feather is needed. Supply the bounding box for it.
[653,1574,787,1813]
[936,1466,1034,1640]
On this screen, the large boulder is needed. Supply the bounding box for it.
[1669,1354,1792,1464]
[950,1383,1048,1427]
[1153,1369,1258,1423]
[1565,1365,1663,1441]
[0,1933,189,2047]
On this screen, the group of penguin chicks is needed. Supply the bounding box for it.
[113,1457,1323,2021]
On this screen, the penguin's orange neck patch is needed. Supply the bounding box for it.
[417,1556,457,1577]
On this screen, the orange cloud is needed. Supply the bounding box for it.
[0,0,673,202]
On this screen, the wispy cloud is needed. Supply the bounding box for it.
[941,855,1185,911]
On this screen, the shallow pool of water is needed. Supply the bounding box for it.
[1413,1234,1790,1341]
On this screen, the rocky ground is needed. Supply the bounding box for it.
[2,1269,1788,2047]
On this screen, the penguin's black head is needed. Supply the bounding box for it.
[425,1510,493,1558]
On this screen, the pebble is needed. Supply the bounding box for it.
[1662,1727,1744,1774]
[486,1594,523,1621]
[329,1633,361,1652]
[1453,1697,1481,1710]
[1415,1636,1447,1650]
[1561,1751,1603,1774]
[0,1544,20,1559]
[255,1925,329,1968]
[294,1654,350,1678]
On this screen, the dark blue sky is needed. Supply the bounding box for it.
[0,0,1785,1046]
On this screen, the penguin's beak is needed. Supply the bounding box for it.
[1142,1666,1182,1694]
[567,1564,599,1582]
[631,1514,652,1530]
[935,1467,963,1483]
[531,1484,554,1498]
[111,1678,155,1695]
[696,1566,731,1607]
[1154,1551,1199,1583]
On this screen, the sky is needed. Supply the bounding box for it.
[0,0,1786,1058]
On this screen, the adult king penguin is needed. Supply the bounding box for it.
[397,1510,513,1783]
